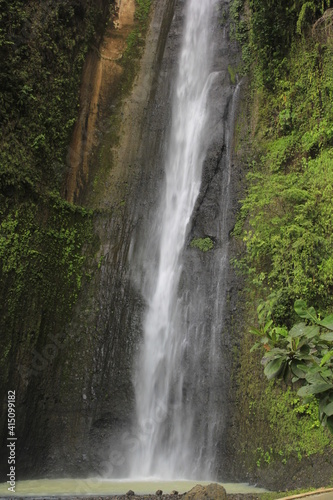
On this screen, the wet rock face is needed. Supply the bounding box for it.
[177,0,241,478]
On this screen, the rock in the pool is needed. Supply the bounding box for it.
[183,483,227,500]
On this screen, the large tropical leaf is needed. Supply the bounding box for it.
[304,325,320,339]
[290,361,307,379]
[264,357,286,380]
[289,322,307,338]
[298,343,310,354]
[320,351,333,366]
[319,314,333,331]
[297,382,333,396]
[323,401,333,417]
[320,332,333,341]
[294,300,318,323]
[305,372,326,385]
[274,327,289,338]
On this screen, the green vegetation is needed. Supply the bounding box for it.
[0,0,110,389]
[0,193,95,385]
[228,64,237,84]
[251,298,333,434]
[235,43,333,321]
[230,0,252,74]
[0,196,93,306]
[0,0,110,194]
[190,237,214,252]
[234,317,331,472]
[230,0,333,481]
[119,0,152,94]
[232,0,333,322]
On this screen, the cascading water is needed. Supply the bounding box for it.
[129,0,220,479]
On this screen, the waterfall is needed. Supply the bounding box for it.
[129,0,220,479]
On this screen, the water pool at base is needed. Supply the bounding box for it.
[0,478,268,497]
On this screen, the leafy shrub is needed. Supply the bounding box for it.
[190,237,214,252]
[234,37,333,321]
[251,299,333,434]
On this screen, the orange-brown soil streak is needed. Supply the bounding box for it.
[65,0,135,203]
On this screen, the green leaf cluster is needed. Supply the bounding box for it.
[250,0,331,86]
[241,150,333,309]
[251,299,333,433]
[190,237,214,253]
[231,0,332,85]
[0,195,93,309]
[231,0,333,472]
[233,335,331,473]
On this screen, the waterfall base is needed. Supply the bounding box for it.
[0,478,268,497]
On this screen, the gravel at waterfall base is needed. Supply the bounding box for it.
[10,494,263,499]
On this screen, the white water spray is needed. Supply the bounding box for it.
[130,0,219,479]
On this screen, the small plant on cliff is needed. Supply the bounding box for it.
[251,297,333,435]
[190,237,214,252]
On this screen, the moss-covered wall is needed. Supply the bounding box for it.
[0,0,112,479]
[0,0,112,358]
[226,0,333,490]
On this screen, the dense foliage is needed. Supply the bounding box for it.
[251,298,333,434]
[0,195,93,380]
[230,0,333,475]
[118,0,152,94]
[0,0,111,194]
[0,0,111,390]
[233,0,333,324]
[231,0,332,82]
[249,0,332,86]
[190,237,214,252]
